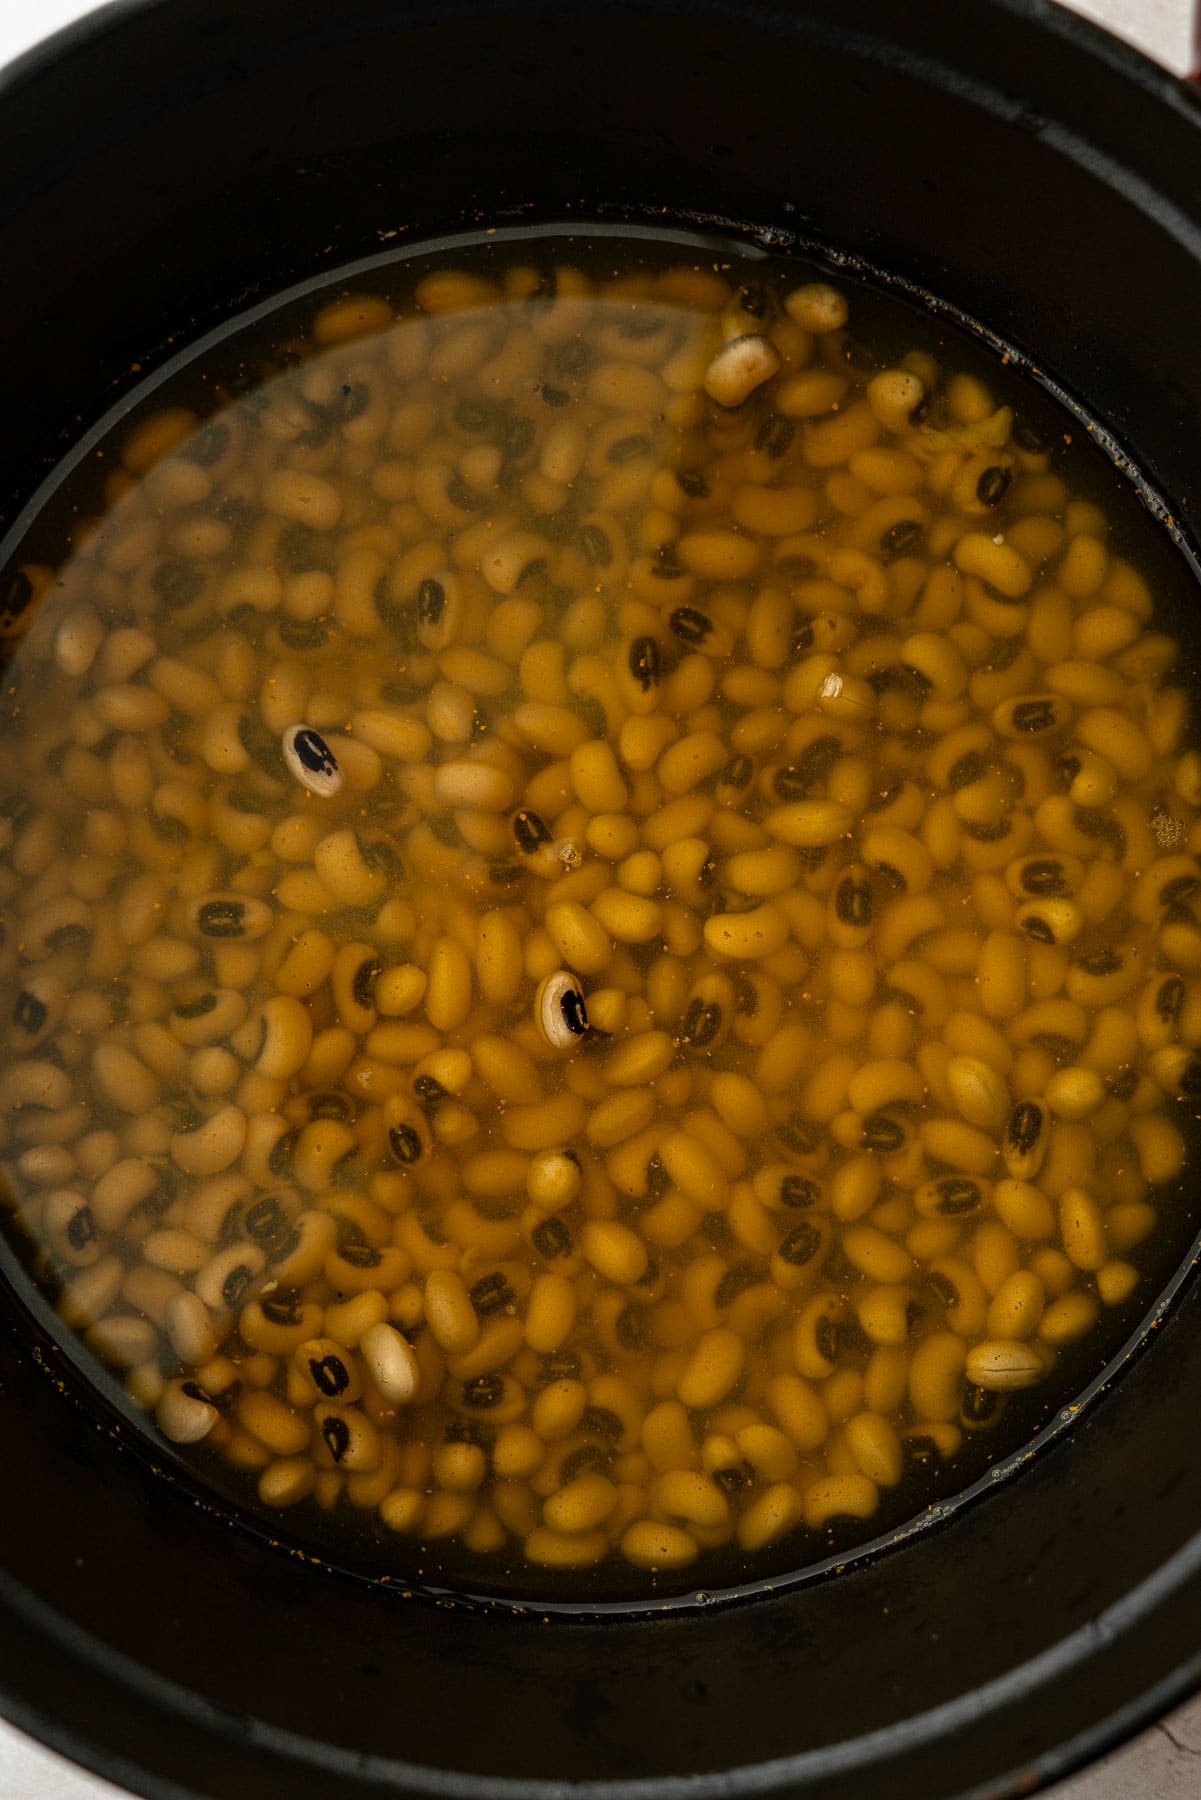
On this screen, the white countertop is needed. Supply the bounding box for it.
[1,0,1199,1794]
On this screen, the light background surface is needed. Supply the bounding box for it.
[1,0,1200,1794]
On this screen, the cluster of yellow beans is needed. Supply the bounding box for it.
[0,248,1198,1585]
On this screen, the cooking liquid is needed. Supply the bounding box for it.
[0,227,1198,1601]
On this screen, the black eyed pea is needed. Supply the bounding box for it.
[10,975,63,1048]
[533,1377,590,1445]
[928,1257,989,1336]
[1096,1261,1140,1307]
[418,1489,475,1542]
[330,941,381,1034]
[89,1047,158,1116]
[1001,1100,1051,1180]
[769,1216,829,1290]
[675,976,735,1055]
[1127,1107,1187,1184]
[125,1360,166,1412]
[914,1175,987,1221]
[544,1472,619,1534]
[481,532,552,598]
[904,1421,963,1466]
[952,533,1032,599]
[171,1105,248,1178]
[455,1370,524,1420]
[703,334,782,409]
[841,1224,913,1286]
[255,995,314,1080]
[1065,945,1142,1009]
[802,1473,880,1530]
[655,1468,731,1529]
[1147,1044,1201,1101]
[763,798,854,849]
[677,1327,745,1410]
[1131,853,1201,924]
[580,1219,648,1286]
[945,1055,1010,1132]
[157,1376,220,1444]
[41,1188,101,1268]
[901,631,968,701]
[992,693,1071,741]
[526,1147,582,1212]
[963,1341,1045,1392]
[1135,974,1186,1051]
[313,1403,382,1473]
[170,988,249,1047]
[1058,1186,1108,1271]
[1015,897,1084,946]
[590,888,664,944]
[1006,853,1083,900]
[1074,707,1152,783]
[784,282,848,333]
[163,1290,219,1365]
[524,1526,610,1568]
[194,1242,265,1313]
[959,1381,1007,1432]
[617,636,664,715]
[827,864,875,950]
[985,1271,1045,1341]
[908,1332,967,1422]
[620,1520,700,1571]
[237,1390,311,1458]
[432,1440,488,1494]
[525,1272,578,1355]
[855,1287,919,1355]
[1064,750,1119,810]
[384,1095,429,1168]
[257,1456,317,1510]
[360,1322,419,1405]
[414,1044,468,1094]
[730,1423,796,1486]
[1044,1065,1107,1120]
[793,1294,844,1382]
[270,1210,338,1287]
[415,571,464,651]
[189,892,274,942]
[535,969,590,1048]
[282,724,344,797]
[84,1313,160,1370]
[433,758,515,813]
[312,828,388,908]
[423,1269,481,1356]
[545,901,612,978]
[703,904,789,962]
[844,1411,905,1487]
[18,1145,83,1190]
[754,1165,824,1213]
[1039,1292,1101,1345]
[737,1482,804,1552]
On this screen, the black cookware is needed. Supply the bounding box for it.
[2,3,1201,1795]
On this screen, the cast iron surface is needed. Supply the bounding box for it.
[2,1,1201,1796]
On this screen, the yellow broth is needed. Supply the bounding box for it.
[0,232,1199,1596]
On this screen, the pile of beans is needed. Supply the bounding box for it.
[0,244,1198,1583]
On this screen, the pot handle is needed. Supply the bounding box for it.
[1058,0,1198,74]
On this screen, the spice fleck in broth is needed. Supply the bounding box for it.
[1,231,1199,1597]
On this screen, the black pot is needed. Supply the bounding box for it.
[3,2,1201,1796]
